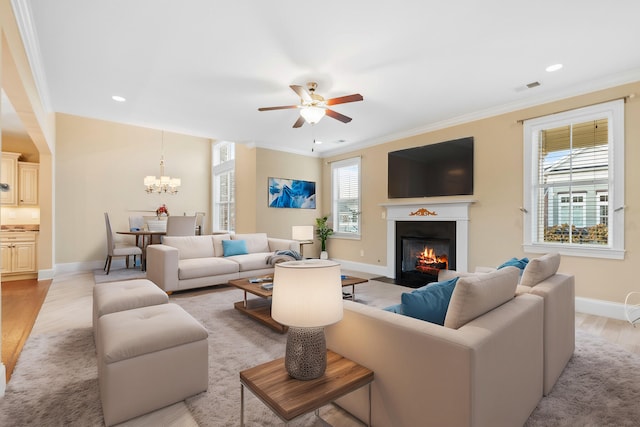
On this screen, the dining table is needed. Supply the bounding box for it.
[116,230,166,271]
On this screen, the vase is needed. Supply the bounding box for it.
[320,251,329,260]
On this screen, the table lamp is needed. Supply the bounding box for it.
[271,259,343,380]
[291,225,314,258]
[291,225,314,242]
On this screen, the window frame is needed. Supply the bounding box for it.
[331,157,361,240]
[212,141,235,233]
[522,99,624,259]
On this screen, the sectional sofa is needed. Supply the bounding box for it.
[325,254,574,427]
[146,233,300,292]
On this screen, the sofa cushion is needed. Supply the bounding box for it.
[177,257,239,280]
[222,239,248,256]
[444,266,519,329]
[225,253,273,272]
[232,233,269,253]
[400,277,459,325]
[520,253,561,287]
[212,234,232,257]
[162,236,214,260]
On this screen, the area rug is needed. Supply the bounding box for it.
[2,284,640,426]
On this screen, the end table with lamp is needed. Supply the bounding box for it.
[239,259,373,426]
[291,225,314,258]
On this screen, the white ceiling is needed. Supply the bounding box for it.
[5,0,640,155]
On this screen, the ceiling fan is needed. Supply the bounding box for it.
[258,82,363,128]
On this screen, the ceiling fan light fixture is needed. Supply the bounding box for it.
[300,106,325,124]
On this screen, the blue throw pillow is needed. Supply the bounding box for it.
[400,277,459,325]
[383,303,404,314]
[222,239,248,256]
[497,257,529,272]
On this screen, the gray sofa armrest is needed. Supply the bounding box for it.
[146,244,179,292]
[268,237,301,253]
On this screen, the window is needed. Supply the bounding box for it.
[331,157,361,238]
[523,99,624,259]
[212,141,235,232]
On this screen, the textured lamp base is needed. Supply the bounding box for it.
[285,327,327,380]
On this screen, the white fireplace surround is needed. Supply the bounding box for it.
[381,200,476,279]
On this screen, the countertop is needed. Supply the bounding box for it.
[0,225,40,232]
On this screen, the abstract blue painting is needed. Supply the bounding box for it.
[268,177,316,209]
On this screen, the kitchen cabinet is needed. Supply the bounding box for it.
[1,152,21,205]
[18,162,39,205]
[0,232,37,275]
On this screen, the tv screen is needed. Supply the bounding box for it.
[388,137,474,198]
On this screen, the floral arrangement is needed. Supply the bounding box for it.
[156,204,169,216]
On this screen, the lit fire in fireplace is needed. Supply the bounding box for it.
[415,247,449,276]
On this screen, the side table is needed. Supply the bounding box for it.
[240,350,373,426]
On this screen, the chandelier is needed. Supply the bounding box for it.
[144,132,181,194]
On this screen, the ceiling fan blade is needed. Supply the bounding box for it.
[290,85,312,102]
[325,109,352,123]
[258,105,298,111]
[326,93,363,106]
[293,115,305,128]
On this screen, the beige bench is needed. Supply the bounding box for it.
[97,303,209,426]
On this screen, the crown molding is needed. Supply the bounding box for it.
[320,69,640,158]
[11,0,52,112]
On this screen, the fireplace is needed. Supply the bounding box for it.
[396,221,456,287]
[382,200,474,286]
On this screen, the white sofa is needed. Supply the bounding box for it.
[325,267,545,427]
[440,253,575,395]
[146,233,300,292]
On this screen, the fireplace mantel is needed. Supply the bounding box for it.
[382,199,476,278]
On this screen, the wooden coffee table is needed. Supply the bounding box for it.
[240,349,373,426]
[228,275,369,333]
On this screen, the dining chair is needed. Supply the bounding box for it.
[104,212,143,274]
[165,215,197,236]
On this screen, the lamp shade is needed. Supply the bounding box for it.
[292,225,314,241]
[272,259,343,328]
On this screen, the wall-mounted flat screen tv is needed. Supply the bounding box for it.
[388,137,474,198]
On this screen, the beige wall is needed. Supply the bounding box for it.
[55,113,212,264]
[244,147,322,254]
[323,81,640,305]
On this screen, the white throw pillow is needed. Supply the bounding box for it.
[444,266,519,329]
[520,253,561,287]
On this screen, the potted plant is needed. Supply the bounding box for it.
[315,215,334,259]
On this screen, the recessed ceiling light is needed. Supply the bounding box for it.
[545,64,563,72]
[314,139,323,144]
[111,95,126,102]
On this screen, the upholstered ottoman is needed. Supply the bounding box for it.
[93,279,168,342]
[97,303,209,426]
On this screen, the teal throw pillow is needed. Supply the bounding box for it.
[383,304,404,314]
[222,239,248,256]
[497,257,529,273]
[400,277,459,325]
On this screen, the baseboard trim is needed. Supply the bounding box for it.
[0,363,6,397]
[332,258,390,278]
[575,296,627,321]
